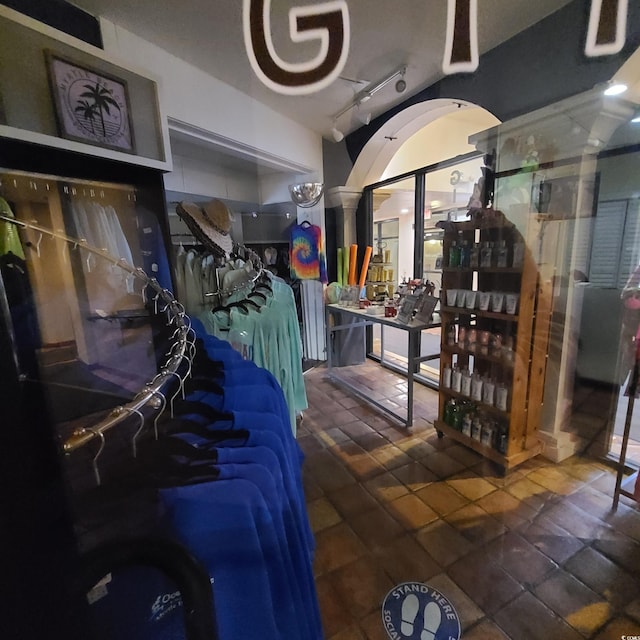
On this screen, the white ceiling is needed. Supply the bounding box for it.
[69,0,575,140]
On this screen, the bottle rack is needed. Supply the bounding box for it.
[435,216,547,471]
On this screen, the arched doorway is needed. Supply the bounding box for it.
[348,101,499,383]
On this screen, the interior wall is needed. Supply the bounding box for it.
[164,153,260,203]
[99,19,323,176]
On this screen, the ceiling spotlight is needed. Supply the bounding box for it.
[330,65,407,122]
[357,108,371,125]
[332,126,344,142]
[604,82,628,96]
[632,114,640,124]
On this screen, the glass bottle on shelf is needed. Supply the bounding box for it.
[452,401,465,430]
[512,241,525,268]
[471,373,483,402]
[460,240,470,268]
[481,420,495,447]
[496,425,508,454]
[462,411,473,437]
[469,242,480,269]
[471,414,482,440]
[496,382,509,411]
[496,240,508,268]
[444,398,456,425]
[446,323,456,346]
[448,241,460,268]
[482,377,495,406]
[442,364,452,388]
[451,366,462,393]
[461,368,472,396]
[480,241,492,268]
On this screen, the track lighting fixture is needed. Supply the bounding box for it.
[356,107,371,125]
[330,65,407,135]
[395,68,407,93]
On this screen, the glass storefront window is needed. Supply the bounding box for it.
[361,88,640,468]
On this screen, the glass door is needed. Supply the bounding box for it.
[369,179,415,368]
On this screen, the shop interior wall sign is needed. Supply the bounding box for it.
[244,0,629,95]
[243,0,350,95]
[45,51,135,153]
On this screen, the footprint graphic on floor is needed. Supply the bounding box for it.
[400,593,419,636]
[421,601,442,640]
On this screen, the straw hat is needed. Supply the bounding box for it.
[176,199,234,257]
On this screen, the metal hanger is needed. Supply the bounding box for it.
[126,407,146,458]
[86,428,106,486]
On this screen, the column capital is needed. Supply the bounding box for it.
[326,186,362,211]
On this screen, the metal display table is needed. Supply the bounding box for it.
[325,304,441,427]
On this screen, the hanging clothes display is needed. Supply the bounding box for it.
[173,248,217,318]
[290,220,328,284]
[69,198,137,302]
[0,198,40,375]
[82,324,321,640]
[0,196,25,258]
[173,199,307,434]
[198,266,307,434]
[0,191,320,640]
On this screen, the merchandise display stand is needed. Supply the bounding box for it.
[435,214,548,471]
[325,304,441,427]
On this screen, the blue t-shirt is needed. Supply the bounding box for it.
[88,479,280,640]
[214,463,313,639]
[172,409,311,555]
[160,477,292,640]
[214,452,322,639]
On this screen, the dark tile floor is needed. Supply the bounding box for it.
[299,362,640,640]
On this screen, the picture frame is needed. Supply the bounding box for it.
[396,293,420,324]
[414,293,439,323]
[45,50,135,153]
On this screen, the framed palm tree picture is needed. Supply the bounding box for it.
[45,51,135,153]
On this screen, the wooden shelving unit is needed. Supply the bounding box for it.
[436,214,549,472]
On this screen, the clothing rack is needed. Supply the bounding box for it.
[0,214,194,466]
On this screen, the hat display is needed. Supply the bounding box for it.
[176,199,234,257]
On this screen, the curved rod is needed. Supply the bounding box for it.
[81,537,218,640]
[0,214,142,277]
[0,215,193,454]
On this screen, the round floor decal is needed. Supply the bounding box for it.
[381,582,461,640]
